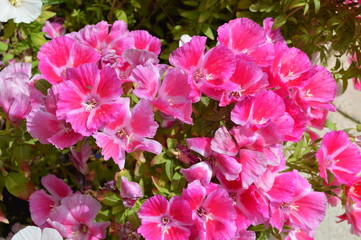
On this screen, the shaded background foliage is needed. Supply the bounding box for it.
[0,0,361,238]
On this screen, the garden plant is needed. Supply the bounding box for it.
[1,0,361,239]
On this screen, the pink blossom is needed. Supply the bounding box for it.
[0,62,32,122]
[138,195,192,240]
[94,99,161,169]
[220,56,269,106]
[42,19,65,39]
[56,63,124,136]
[37,36,100,84]
[182,180,237,240]
[187,136,242,181]
[27,86,83,149]
[151,67,193,124]
[29,174,73,228]
[130,30,161,56]
[347,177,361,205]
[129,64,160,100]
[120,177,143,208]
[263,18,285,44]
[217,18,275,66]
[180,161,213,186]
[70,143,92,174]
[169,36,236,102]
[316,131,361,185]
[48,194,110,240]
[267,170,327,232]
[338,203,361,236]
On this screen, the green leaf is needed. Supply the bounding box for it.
[201,26,214,40]
[114,9,128,23]
[273,15,287,29]
[180,10,199,21]
[165,160,173,180]
[31,32,47,48]
[325,120,337,131]
[198,11,210,23]
[102,191,122,207]
[0,42,8,52]
[34,79,52,95]
[313,0,320,13]
[4,21,16,39]
[5,172,34,200]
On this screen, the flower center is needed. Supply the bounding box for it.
[161,216,171,225]
[80,224,89,233]
[196,207,214,221]
[9,0,22,7]
[82,97,98,111]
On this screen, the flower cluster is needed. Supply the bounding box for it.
[2,16,361,240]
[29,174,110,240]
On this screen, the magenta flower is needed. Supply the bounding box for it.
[70,143,92,175]
[29,174,73,228]
[0,62,33,122]
[151,67,193,124]
[94,99,161,169]
[130,30,161,56]
[180,161,213,186]
[338,203,361,236]
[42,19,65,39]
[120,177,143,208]
[38,36,100,84]
[169,36,236,102]
[182,180,237,240]
[217,18,275,66]
[56,63,124,136]
[316,131,361,185]
[138,195,192,240]
[48,194,110,240]
[27,86,83,149]
[267,170,327,232]
[263,18,285,44]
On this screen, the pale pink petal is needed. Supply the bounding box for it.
[180,161,213,185]
[94,132,125,169]
[41,228,63,240]
[37,36,100,84]
[217,18,267,55]
[169,36,206,70]
[214,153,242,181]
[211,126,238,156]
[130,64,160,100]
[61,194,101,223]
[130,100,159,138]
[238,149,267,188]
[186,137,213,158]
[130,30,161,56]
[29,190,57,228]
[41,174,73,200]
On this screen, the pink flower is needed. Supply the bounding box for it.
[187,136,242,181]
[151,67,193,124]
[267,170,327,232]
[316,131,361,185]
[70,143,92,174]
[94,99,161,169]
[120,177,143,208]
[217,18,275,67]
[263,18,285,44]
[130,30,161,56]
[42,19,65,39]
[29,174,73,228]
[27,86,83,149]
[182,180,237,240]
[48,194,110,240]
[338,203,361,236]
[347,177,361,205]
[56,63,124,136]
[180,161,213,186]
[138,195,192,240]
[169,36,236,102]
[219,56,269,106]
[0,62,33,122]
[37,36,100,84]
